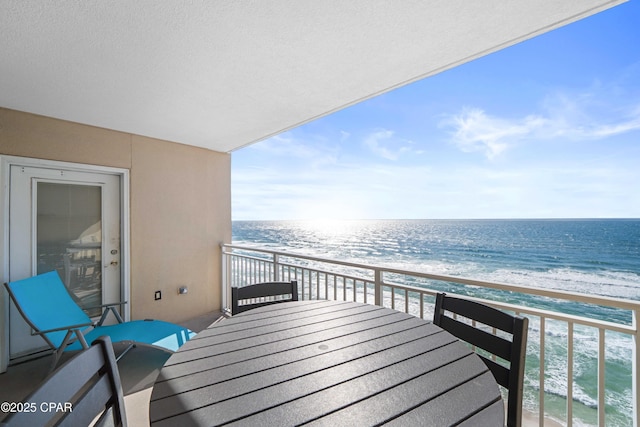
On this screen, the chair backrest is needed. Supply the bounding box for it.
[232,281,298,315]
[2,336,127,427]
[433,293,528,427]
[4,271,93,349]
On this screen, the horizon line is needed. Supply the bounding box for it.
[232,217,640,222]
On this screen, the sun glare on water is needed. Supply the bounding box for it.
[297,219,362,237]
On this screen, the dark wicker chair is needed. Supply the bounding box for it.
[433,292,528,427]
[2,336,127,427]
[232,281,298,315]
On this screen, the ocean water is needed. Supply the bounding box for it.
[233,219,640,426]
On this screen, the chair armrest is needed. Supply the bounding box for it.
[33,323,93,335]
[81,301,128,326]
[95,302,127,326]
[83,301,128,310]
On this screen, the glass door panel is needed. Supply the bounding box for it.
[36,182,102,317]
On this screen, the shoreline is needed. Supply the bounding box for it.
[523,409,564,427]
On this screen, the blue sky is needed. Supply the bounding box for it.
[232,2,640,221]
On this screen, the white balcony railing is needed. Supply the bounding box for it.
[221,243,640,427]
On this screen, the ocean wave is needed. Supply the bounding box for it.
[382,259,640,301]
[490,268,640,297]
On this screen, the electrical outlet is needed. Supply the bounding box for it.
[155,290,162,300]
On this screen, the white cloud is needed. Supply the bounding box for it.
[539,91,640,140]
[441,98,640,159]
[362,129,417,160]
[249,133,327,158]
[584,111,640,138]
[442,108,545,159]
[243,132,342,171]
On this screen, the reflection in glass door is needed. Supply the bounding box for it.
[36,182,103,317]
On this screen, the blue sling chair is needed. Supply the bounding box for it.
[4,271,195,371]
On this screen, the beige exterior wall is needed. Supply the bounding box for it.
[0,107,231,323]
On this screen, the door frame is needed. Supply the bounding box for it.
[0,155,131,373]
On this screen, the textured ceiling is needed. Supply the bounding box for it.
[0,0,625,153]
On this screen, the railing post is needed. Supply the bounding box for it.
[274,253,280,281]
[220,243,231,316]
[374,269,383,306]
[633,308,640,427]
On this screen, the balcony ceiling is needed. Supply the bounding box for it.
[0,0,625,153]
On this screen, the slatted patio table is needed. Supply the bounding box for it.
[149,299,504,426]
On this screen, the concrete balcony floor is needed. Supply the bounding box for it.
[0,311,221,426]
